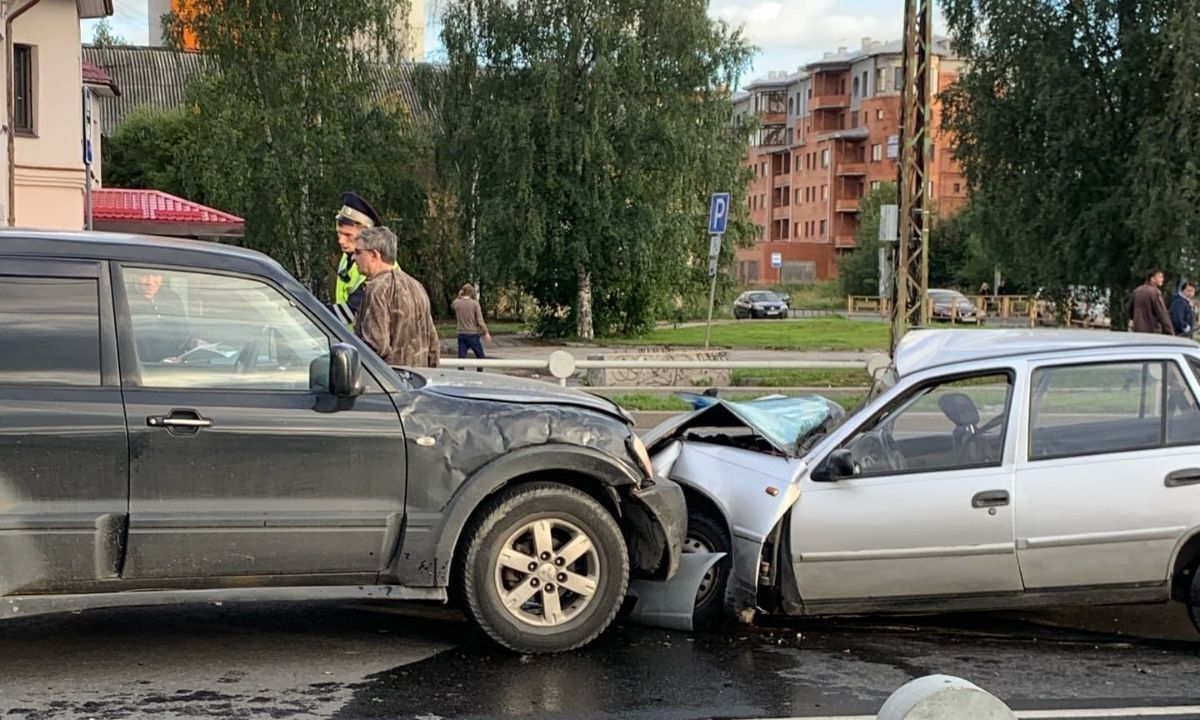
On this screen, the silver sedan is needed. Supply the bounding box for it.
[639,329,1200,635]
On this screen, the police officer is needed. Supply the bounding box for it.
[332,191,383,326]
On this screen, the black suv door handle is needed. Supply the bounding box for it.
[1165,469,1200,488]
[972,490,1010,508]
[147,409,213,432]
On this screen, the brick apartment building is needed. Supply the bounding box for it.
[732,37,965,284]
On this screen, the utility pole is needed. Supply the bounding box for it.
[890,0,934,355]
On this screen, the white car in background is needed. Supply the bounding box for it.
[634,329,1200,636]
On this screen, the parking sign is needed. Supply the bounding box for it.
[708,193,730,235]
[771,252,783,268]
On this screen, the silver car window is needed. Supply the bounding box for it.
[1029,361,1166,460]
[843,371,1013,477]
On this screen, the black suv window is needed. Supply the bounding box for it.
[0,276,101,386]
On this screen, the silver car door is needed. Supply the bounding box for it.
[791,368,1023,602]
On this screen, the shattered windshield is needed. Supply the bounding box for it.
[720,395,845,456]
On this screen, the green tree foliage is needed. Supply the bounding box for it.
[837,183,895,296]
[92,18,128,47]
[434,0,756,338]
[942,0,1195,324]
[165,0,431,299]
[101,107,205,201]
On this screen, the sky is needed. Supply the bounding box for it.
[82,0,947,88]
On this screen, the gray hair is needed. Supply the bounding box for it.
[356,226,398,264]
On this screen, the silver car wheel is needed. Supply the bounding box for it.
[682,534,719,605]
[492,518,600,628]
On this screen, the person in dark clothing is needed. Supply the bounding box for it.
[1128,269,1174,335]
[1170,281,1197,338]
[125,271,192,362]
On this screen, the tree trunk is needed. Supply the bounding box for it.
[576,265,594,339]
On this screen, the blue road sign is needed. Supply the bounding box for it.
[708,192,730,235]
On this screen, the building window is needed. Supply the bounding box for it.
[821,149,830,167]
[788,97,794,114]
[876,68,887,92]
[862,71,870,96]
[871,144,883,161]
[795,189,802,204]
[871,181,882,191]
[820,219,827,237]
[13,44,33,135]
[877,109,885,121]
[895,66,904,90]
[954,183,962,194]
[852,76,860,97]
[821,185,828,201]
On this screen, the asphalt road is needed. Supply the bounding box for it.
[1,600,1198,720]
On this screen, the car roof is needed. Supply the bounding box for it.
[894,328,1198,377]
[0,228,283,275]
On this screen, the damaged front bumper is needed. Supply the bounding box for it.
[623,477,686,581]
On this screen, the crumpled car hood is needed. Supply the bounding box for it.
[417,369,631,423]
[643,395,844,457]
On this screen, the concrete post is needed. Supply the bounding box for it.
[876,675,1016,720]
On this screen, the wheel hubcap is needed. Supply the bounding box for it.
[682,535,719,604]
[494,518,600,628]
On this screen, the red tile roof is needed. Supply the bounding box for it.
[92,189,244,226]
[82,60,120,95]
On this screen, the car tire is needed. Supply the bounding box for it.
[1188,564,1200,636]
[458,482,629,654]
[683,509,731,630]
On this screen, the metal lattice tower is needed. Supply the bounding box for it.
[890,0,934,354]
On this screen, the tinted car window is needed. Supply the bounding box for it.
[0,276,100,386]
[1030,362,1164,460]
[1167,362,1200,446]
[748,292,781,303]
[121,267,330,390]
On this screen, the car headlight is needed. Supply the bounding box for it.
[629,435,654,479]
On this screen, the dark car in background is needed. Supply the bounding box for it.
[928,289,979,323]
[733,291,789,319]
[0,230,685,654]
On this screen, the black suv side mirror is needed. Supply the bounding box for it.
[812,448,856,483]
[329,343,365,397]
[312,344,365,397]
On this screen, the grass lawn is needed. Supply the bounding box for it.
[609,317,889,351]
[731,367,870,387]
[604,391,863,412]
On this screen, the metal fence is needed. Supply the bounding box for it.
[438,351,868,386]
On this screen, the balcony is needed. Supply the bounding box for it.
[834,235,856,249]
[835,198,862,213]
[811,93,850,110]
[771,204,792,220]
[837,162,867,176]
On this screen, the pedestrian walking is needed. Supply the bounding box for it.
[1171,281,1197,338]
[452,283,491,372]
[1128,268,1174,335]
[353,227,440,368]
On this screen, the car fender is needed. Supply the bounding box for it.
[659,440,805,621]
[1167,524,1200,597]
[402,444,642,588]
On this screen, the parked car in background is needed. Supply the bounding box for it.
[733,291,789,319]
[928,289,978,323]
[646,329,1200,636]
[0,230,686,654]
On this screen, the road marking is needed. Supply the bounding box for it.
[745,706,1200,720]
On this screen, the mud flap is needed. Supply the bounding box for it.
[627,551,725,632]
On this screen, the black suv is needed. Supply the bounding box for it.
[0,230,684,653]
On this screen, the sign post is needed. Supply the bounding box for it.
[704,192,730,350]
[771,251,783,284]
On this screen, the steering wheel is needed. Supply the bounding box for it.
[853,426,906,473]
